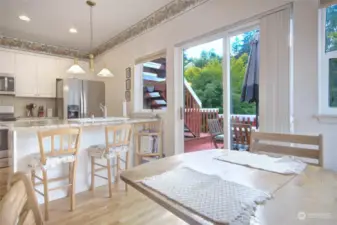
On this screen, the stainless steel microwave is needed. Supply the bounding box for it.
[0,74,15,95]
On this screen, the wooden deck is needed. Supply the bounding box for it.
[184,133,223,153]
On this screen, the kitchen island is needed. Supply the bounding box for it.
[7,117,160,203]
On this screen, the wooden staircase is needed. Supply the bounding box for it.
[144,84,167,110]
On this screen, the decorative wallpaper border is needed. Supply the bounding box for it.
[93,0,210,56]
[0,35,87,59]
[0,0,210,58]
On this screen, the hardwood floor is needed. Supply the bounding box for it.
[0,167,11,200]
[46,184,187,225]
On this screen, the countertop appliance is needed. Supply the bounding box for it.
[56,78,105,119]
[0,73,15,95]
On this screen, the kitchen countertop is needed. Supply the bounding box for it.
[5,117,160,131]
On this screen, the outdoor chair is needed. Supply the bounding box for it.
[207,119,224,149]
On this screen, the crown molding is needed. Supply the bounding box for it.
[0,0,210,58]
[0,35,87,59]
[92,0,210,56]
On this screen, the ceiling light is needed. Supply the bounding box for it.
[143,62,161,69]
[67,59,85,74]
[97,68,114,77]
[19,15,30,22]
[66,0,114,78]
[69,28,78,33]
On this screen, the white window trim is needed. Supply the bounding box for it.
[133,52,167,113]
[319,7,337,115]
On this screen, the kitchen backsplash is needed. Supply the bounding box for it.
[0,96,55,117]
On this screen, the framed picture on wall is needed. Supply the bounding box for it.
[126,67,131,78]
[125,91,131,102]
[126,79,131,90]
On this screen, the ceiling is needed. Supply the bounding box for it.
[0,0,173,52]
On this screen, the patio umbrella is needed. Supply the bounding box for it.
[241,33,260,128]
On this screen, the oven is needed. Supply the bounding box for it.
[0,128,8,168]
[0,74,15,95]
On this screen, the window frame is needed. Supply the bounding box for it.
[133,51,167,113]
[319,6,337,115]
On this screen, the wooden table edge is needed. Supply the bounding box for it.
[120,174,225,225]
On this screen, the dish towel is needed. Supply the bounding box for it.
[141,167,271,225]
[214,151,307,175]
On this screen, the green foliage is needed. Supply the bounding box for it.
[184,32,258,115]
[326,5,337,52]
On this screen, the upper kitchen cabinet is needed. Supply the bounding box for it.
[37,57,58,97]
[0,51,15,74]
[15,53,38,97]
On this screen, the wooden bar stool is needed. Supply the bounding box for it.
[29,127,82,221]
[88,124,132,197]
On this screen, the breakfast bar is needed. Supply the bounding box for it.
[7,117,160,203]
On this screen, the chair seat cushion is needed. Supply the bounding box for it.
[214,134,224,141]
[88,144,129,159]
[28,153,75,170]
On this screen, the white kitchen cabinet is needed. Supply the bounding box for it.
[0,51,15,74]
[15,53,38,97]
[37,57,58,97]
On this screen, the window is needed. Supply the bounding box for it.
[320,4,337,114]
[134,55,167,112]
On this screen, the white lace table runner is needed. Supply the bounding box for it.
[214,151,307,175]
[141,167,271,225]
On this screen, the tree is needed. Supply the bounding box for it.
[183,31,258,115]
[326,4,337,52]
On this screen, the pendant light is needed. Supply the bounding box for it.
[67,58,85,74]
[88,1,114,77]
[67,1,114,77]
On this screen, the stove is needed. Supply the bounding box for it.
[0,106,16,121]
[0,106,12,168]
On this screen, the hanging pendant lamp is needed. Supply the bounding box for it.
[67,58,85,74]
[67,1,114,77]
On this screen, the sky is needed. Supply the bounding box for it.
[184,36,242,58]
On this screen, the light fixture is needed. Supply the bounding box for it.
[67,1,113,77]
[97,68,114,77]
[69,28,78,33]
[19,15,30,22]
[67,59,85,74]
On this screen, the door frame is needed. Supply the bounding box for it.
[174,21,260,154]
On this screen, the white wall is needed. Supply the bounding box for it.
[293,0,337,171]
[97,0,337,171]
[97,0,295,157]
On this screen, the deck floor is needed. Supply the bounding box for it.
[184,133,223,153]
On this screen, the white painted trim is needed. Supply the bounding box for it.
[314,114,337,123]
[174,46,185,155]
[223,34,230,149]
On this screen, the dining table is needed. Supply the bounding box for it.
[120,150,337,225]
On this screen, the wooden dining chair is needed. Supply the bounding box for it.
[250,131,323,166]
[207,119,224,148]
[29,127,82,220]
[0,172,44,225]
[231,123,252,151]
[88,124,132,197]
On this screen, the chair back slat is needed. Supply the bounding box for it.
[105,124,132,151]
[207,119,223,136]
[250,131,323,166]
[0,172,44,225]
[37,128,82,163]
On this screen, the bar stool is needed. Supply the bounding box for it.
[88,124,132,197]
[29,127,82,221]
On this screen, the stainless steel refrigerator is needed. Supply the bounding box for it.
[56,78,105,119]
